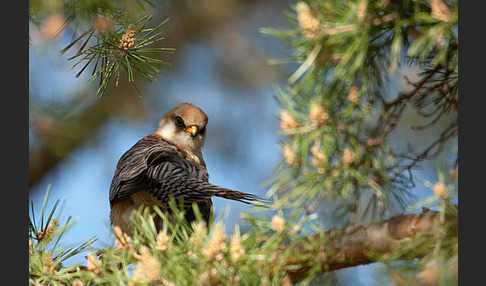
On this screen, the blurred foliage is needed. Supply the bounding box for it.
[263,0,457,221]
[29,0,458,285]
[263,0,458,284]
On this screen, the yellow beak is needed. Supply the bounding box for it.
[185,125,199,137]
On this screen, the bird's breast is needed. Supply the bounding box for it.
[130,191,164,208]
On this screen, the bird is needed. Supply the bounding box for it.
[109,103,264,235]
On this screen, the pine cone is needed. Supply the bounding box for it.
[120,27,136,50]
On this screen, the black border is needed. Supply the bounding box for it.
[3,0,29,283]
[458,0,483,285]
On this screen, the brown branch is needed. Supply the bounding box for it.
[29,86,144,188]
[276,207,457,283]
[371,42,458,142]
[400,122,457,166]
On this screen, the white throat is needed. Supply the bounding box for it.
[155,121,204,165]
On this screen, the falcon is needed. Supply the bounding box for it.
[109,103,263,234]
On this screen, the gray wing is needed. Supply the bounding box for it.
[109,135,263,208]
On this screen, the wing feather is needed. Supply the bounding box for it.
[109,134,267,209]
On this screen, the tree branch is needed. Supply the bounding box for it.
[29,85,145,188]
[278,207,457,283]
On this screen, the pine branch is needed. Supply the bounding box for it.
[278,207,457,283]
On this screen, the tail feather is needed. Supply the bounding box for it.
[209,186,271,207]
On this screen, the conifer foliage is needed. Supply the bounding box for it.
[30,0,173,97]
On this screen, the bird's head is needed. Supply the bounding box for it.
[155,103,208,155]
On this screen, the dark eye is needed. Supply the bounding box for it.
[199,125,206,135]
[174,116,185,128]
